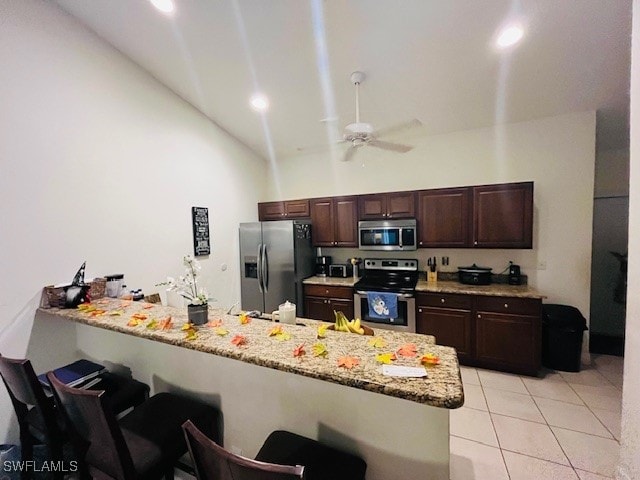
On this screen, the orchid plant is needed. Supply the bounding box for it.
[159,255,211,305]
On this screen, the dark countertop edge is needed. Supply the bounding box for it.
[38,308,464,409]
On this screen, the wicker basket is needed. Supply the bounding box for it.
[88,277,107,300]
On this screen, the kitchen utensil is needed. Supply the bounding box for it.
[509,264,522,285]
[458,264,492,285]
[315,256,332,277]
[329,264,353,278]
[105,274,125,298]
[271,300,296,325]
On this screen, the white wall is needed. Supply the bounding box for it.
[618,2,640,478]
[267,112,596,319]
[0,0,266,441]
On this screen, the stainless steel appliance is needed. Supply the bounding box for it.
[358,219,417,251]
[239,220,314,314]
[329,264,352,278]
[315,256,331,277]
[354,258,418,333]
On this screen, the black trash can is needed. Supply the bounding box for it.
[542,304,588,372]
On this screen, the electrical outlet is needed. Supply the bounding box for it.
[230,445,243,456]
[537,260,547,270]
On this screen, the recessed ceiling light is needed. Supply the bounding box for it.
[496,24,524,49]
[149,0,175,14]
[250,94,269,112]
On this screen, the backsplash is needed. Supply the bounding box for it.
[319,247,537,283]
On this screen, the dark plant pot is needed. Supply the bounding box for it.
[188,304,208,326]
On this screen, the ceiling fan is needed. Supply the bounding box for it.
[339,71,421,162]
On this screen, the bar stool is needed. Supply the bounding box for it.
[0,354,149,480]
[183,421,367,480]
[182,420,304,480]
[47,371,221,480]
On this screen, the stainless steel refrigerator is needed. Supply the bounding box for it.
[239,220,314,315]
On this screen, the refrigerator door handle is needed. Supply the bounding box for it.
[262,244,269,292]
[257,243,264,293]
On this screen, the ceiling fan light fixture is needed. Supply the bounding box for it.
[250,93,269,112]
[496,24,524,49]
[149,0,175,14]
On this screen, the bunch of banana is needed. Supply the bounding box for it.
[333,311,365,335]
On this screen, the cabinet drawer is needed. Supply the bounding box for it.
[304,284,353,300]
[417,293,472,310]
[476,296,541,316]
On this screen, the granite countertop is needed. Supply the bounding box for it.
[39,298,463,409]
[415,280,546,299]
[303,276,360,287]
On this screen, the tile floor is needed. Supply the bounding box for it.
[450,354,624,479]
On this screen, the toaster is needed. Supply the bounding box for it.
[329,264,352,278]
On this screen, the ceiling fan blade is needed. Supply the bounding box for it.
[368,139,413,153]
[375,118,423,138]
[342,145,359,162]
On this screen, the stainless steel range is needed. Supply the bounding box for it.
[353,258,418,333]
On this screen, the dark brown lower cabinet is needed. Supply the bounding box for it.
[416,293,473,362]
[303,285,354,322]
[416,292,541,375]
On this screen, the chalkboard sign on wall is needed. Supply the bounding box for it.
[192,207,210,257]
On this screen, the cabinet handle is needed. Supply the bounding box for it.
[474,241,478,246]
[328,300,331,304]
[418,308,422,313]
[477,314,481,318]
[419,242,423,245]
[504,303,509,309]
[440,298,445,303]
[325,290,329,294]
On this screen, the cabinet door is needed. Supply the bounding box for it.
[285,199,310,218]
[417,188,470,247]
[387,191,415,218]
[258,201,285,221]
[475,311,540,375]
[334,196,358,247]
[417,306,473,361]
[358,194,387,220]
[310,198,335,246]
[305,296,330,321]
[330,298,354,321]
[473,182,533,248]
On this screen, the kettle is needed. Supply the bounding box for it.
[271,301,296,325]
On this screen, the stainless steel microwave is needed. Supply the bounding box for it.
[358,219,417,251]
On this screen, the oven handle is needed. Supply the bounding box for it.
[355,290,414,299]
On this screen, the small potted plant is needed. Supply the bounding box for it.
[160,255,212,325]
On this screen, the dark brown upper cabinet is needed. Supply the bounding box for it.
[473,182,533,248]
[258,199,310,221]
[310,196,358,247]
[358,191,415,220]
[417,187,471,248]
[417,182,533,249]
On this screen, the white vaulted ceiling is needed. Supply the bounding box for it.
[54,0,631,161]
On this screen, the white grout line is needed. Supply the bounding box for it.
[457,358,623,479]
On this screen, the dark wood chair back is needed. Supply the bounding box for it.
[0,355,64,460]
[47,371,135,480]
[182,420,304,480]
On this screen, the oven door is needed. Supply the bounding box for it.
[354,291,416,333]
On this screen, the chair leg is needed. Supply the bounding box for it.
[19,430,33,480]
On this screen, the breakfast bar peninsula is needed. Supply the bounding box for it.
[34,299,464,480]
